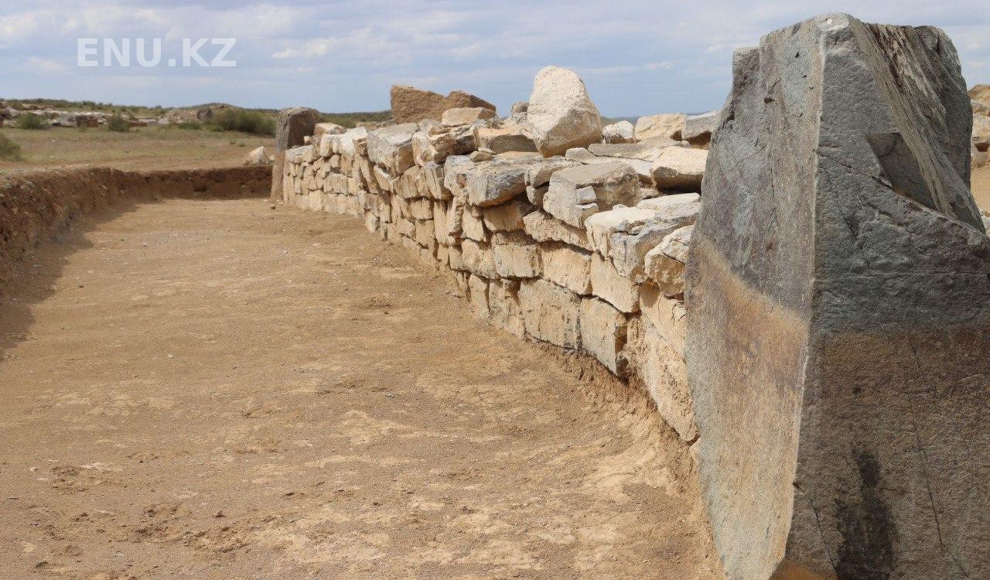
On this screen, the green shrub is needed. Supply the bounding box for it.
[15,113,48,130]
[206,109,275,136]
[106,114,131,132]
[0,132,23,161]
[177,120,201,130]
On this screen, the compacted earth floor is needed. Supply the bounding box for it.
[0,197,720,580]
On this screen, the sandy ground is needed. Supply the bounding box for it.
[0,198,720,580]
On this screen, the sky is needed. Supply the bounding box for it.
[1,1,990,117]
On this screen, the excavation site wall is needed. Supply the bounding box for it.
[0,166,270,289]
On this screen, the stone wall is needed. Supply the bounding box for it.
[277,71,709,442]
[0,166,269,291]
[277,16,990,579]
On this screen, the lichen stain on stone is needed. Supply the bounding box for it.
[834,450,898,580]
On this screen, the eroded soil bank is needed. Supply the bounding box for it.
[0,198,720,579]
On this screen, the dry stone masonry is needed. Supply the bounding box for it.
[277,65,708,445]
[274,14,990,579]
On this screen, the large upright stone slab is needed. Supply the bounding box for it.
[271,107,319,201]
[686,14,990,580]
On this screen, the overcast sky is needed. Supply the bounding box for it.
[2,1,989,116]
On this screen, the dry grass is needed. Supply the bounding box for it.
[0,125,270,172]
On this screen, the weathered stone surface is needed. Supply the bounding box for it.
[368,123,419,174]
[314,122,346,136]
[460,239,498,278]
[474,126,537,154]
[526,66,603,156]
[492,232,541,278]
[590,254,639,313]
[565,147,654,185]
[412,130,456,166]
[518,278,581,348]
[682,111,719,146]
[602,120,635,144]
[638,284,686,357]
[464,157,532,207]
[522,211,593,251]
[442,107,496,126]
[585,194,699,281]
[687,14,990,580]
[391,85,496,123]
[623,317,695,441]
[644,224,692,297]
[634,113,685,141]
[272,107,319,201]
[542,162,640,227]
[579,297,627,373]
[541,243,592,295]
[489,280,525,338]
[244,146,271,166]
[388,86,442,124]
[467,274,490,318]
[483,199,533,232]
[650,147,707,191]
[542,185,599,228]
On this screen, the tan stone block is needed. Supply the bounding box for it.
[541,243,592,295]
[580,298,627,373]
[518,279,581,348]
[623,316,695,441]
[590,254,639,313]
[491,232,541,279]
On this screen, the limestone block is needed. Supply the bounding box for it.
[522,211,593,251]
[474,126,537,154]
[590,254,639,313]
[491,232,541,278]
[461,209,487,242]
[638,284,686,358]
[644,224,692,297]
[623,317,695,441]
[542,185,599,228]
[650,147,707,191]
[368,123,418,174]
[518,279,581,348]
[579,297,627,373]
[443,155,474,198]
[526,66,603,156]
[687,15,990,580]
[483,199,534,232]
[541,243,592,295]
[683,111,719,146]
[442,107,497,126]
[602,120,635,144]
[543,162,640,226]
[460,239,498,278]
[464,157,532,207]
[467,274,490,318]
[634,113,685,141]
[488,280,526,338]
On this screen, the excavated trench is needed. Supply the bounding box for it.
[0,169,721,579]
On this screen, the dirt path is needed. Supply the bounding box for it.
[0,198,719,580]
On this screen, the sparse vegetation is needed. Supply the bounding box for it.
[205,109,276,136]
[320,111,392,128]
[106,114,131,132]
[177,120,201,130]
[15,113,49,130]
[0,132,23,161]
